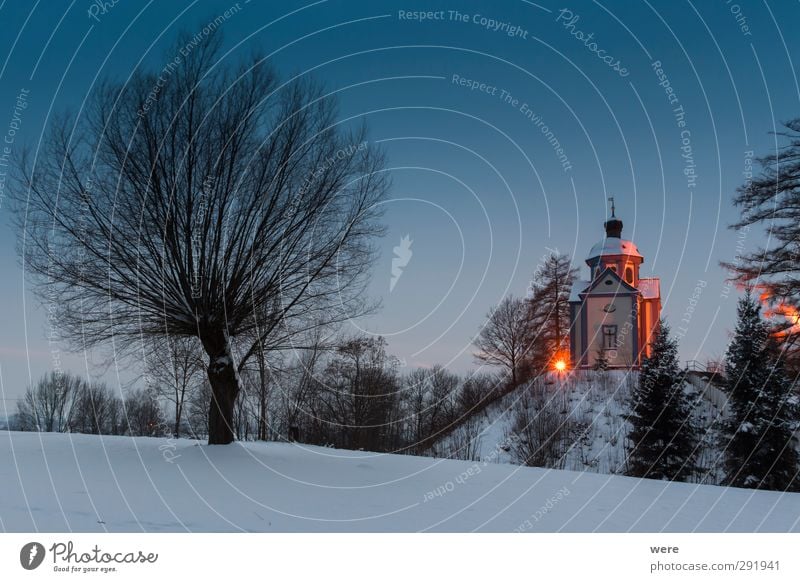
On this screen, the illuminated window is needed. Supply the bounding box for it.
[602,324,618,349]
[625,267,634,284]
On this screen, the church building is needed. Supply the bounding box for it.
[569,202,661,369]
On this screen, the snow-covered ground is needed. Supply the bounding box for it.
[433,370,727,482]
[2,430,799,532]
[431,371,634,469]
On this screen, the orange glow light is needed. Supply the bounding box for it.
[756,285,800,338]
[554,360,567,372]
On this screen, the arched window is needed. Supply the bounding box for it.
[625,266,634,284]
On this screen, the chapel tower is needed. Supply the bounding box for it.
[568,200,661,368]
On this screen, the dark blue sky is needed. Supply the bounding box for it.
[1,0,798,403]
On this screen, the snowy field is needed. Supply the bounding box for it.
[2,431,799,532]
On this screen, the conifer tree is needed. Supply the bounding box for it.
[527,252,577,371]
[627,320,698,481]
[723,292,800,491]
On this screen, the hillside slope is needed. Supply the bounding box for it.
[2,431,798,532]
[432,370,727,481]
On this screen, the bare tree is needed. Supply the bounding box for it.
[16,372,154,437]
[69,382,120,435]
[123,388,166,437]
[146,336,204,438]
[11,33,388,444]
[443,416,483,462]
[315,335,399,451]
[279,329,326,442]
[399,365,457,451]
[456,373,496,415]
[232,384,256,441]
[186,379,212,438]
[722,119,800,369]
[509,382,571,469]
[402,368,430,449]
[252,345,272,442]
[473,295,533,386]
[426,365,458,438]
[15,371,82,432]
[239,337,292,442]
[106,397,127,437]
[723,119,800,304]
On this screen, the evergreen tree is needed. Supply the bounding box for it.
[627,320,698,481]
[723,292,800,491]
[527,252,577,371]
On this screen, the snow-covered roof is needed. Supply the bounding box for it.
[638,277,660,300]
[587,237,642,260]
[569,279,590,302]
[571,273,656,303]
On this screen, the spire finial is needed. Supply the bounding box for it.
[604,198,623,238]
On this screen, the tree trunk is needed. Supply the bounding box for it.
[256,343,268,441]
[203,333,240,445]
[258,389,267,441]
[174,401,182,439]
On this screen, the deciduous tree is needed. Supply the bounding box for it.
[11,33,388,444]
[474,295,532,386]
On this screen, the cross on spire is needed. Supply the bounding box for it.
[604,197,623,238]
